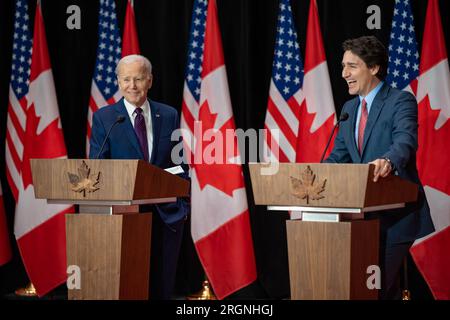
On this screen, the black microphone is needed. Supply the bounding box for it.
[319,112,349,163]
[95,115,126,159]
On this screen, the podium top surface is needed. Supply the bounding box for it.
[31,159,189,203]
[249,163,418,209]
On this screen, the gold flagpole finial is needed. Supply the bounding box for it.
[402,289,411,300]
[15,282,38,297]
[187,277,217,300]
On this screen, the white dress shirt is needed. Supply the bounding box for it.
[123,98,153,160]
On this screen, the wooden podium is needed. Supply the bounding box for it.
[249,163,418,300]
[31,159,189,300]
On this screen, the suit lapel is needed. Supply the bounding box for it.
[114,100,143,158]
[361,84,388,155]
[149,100,161,164]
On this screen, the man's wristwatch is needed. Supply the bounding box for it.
[383,157,394,171]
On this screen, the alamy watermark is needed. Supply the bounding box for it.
[66,5,81,30]
[170,124,280,175]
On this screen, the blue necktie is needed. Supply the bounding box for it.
[134,108,149,162]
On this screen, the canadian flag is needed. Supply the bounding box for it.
[410,0,450,300]
[0,181,12,266]
[296,0,336,162]
[122,0,140,56]
[5,1,73,296]
[181,0,257,299]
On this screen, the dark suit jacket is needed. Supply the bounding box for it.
[325,83,434,244]
[89,98,188,225]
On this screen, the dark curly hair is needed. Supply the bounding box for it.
[342,36,388,80]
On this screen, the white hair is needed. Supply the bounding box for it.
[115,54,152,77]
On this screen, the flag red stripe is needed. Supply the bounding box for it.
[194,210,257,300]
[107,96,117,105]
[89,96,99,114]
[287,94,303,122]
[267,98,297,148]
[86,122,92,141]
[5,132,22,173]
[18,97,28,113]
[7,102,25,143]
[264,124,289,162]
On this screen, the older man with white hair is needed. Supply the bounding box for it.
[89,54,189,299]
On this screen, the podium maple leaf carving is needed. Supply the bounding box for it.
[67,161,101,197]
[290,166,327,204]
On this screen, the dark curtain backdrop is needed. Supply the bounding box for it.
[1,0,449,299]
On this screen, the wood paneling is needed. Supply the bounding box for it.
[286,220,379,300]
[66,213,152,300]
[119,213,152,300]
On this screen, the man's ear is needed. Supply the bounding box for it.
[370,65,380,76]
[148,74,153,89]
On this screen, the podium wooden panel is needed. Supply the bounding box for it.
[249,163,418,208]
[249,163,418,300]
[31,159,189,201]
[66,213,151,300]
[31,159,189,300]
[286,219,379,300]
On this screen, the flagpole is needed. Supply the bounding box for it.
[402,257,411,300]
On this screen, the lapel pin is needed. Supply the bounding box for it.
[156,114,160,118]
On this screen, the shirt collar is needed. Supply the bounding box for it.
[359,81,384,111]
[123,98,150,119]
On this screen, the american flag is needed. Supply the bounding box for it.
[86,0,122,154]
[386,0,419,92]
[181,0,257,299]
[180,0,207,161]
[263,0,304,163]
[5,0,32,199]
[184,0,207,107]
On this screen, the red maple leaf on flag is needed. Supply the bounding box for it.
[193,101,245,196]
[417,95,450,194]
[21,104,68,189]
[296,100,336,162]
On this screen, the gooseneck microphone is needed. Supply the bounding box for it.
[95,115,126,159]
[319,112,349,163]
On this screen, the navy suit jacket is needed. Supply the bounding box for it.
[89,98,188,225]
[325,83,434,244]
